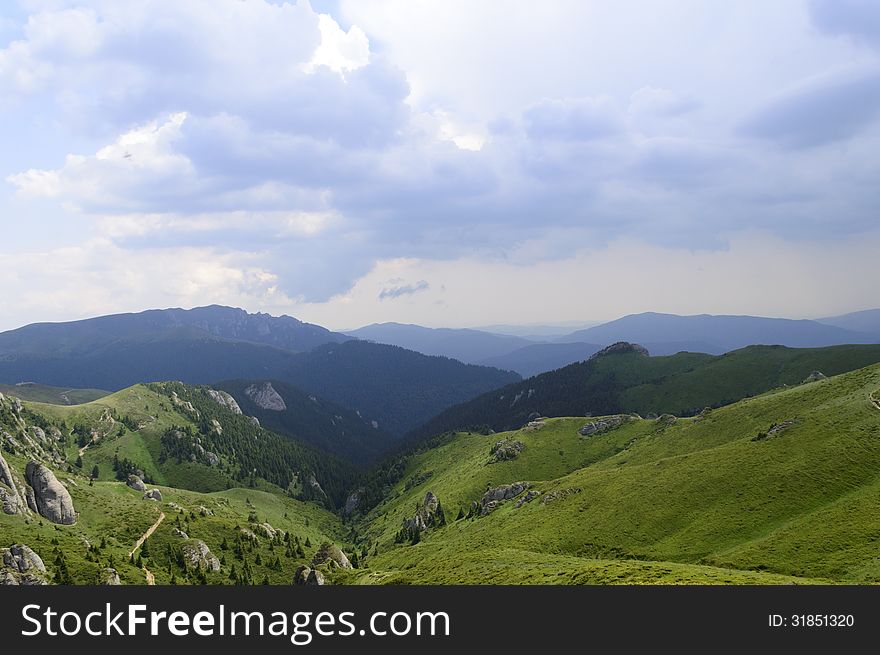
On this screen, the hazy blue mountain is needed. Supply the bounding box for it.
[344,322,535,363]
[472,322,601,338]
[0,306,519,443]
[818,308,880,336]
[555,312,877,352]
[478,342,604,377]
[0,304,348,357]
[281,340,520,436]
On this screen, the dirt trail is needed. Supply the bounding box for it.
[129,511,165,558]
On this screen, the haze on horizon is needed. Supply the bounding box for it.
[1,0,879,333]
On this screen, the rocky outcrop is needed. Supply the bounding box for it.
[1,544,48,585]
[310,543,352,570]
[0,451,28,515]
[541,487,582,504]
[342,489,363,516]
[144,489,163,501]
[170,392,199,418]
[25,461,76,525]
[247,416,261,427]
[180,539,221,572]
[655,414,677,427]
[255,522,277,539]
[307,474,327,500]
[402,491,445,533]
[803,371,826,384]
[203,389,242,414]
[515,490,540,508]
[489,438,525,463]
[126,474,146,492]
[294,566,326,586]
[99,568,121,585]
[480,482,529,515]
[578,415,632,437]
[244,382,286,411]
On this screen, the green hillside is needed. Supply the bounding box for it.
[409,343,880,439]
[347,362,880,584]
[5,358,880,585]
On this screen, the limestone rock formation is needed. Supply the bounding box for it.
[99,568,121,585]
[480,482,529,515]
[489,438,525,463]
[244,382,286,411]
[180,539,221,572]
[203,389,243,414]
[144,489,163,501]
[25,461,76,524]
[0,451,27,515]
[578,414,632,437]
[126,474,146,492]
[310,542,352,570]
[1,544,48,585]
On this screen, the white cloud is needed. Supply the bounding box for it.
[305,13,370,74]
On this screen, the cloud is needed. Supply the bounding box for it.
[378,280,429,301]
[809,0,880,47]
[523,97,622,142]
[2,0,880,319]
[739,68,880,148]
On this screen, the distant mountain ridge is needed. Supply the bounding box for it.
[0,304,348,356]
[344,322,535,364]
[555,311,878,351]
[0,306,519,447]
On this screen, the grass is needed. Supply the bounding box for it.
[5,361,880,585]
[353,363,880,584]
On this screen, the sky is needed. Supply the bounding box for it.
[1,0,879,331]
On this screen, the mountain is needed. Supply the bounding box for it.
[0,306,518,446]
[215,379,396,463]
[556,311,878,352]
[478,342,604,377]
[0,305,347,357]
[346,360,880,584]
[344,322,535,364]
[0,382,109,405]
[471,322,601,338]
[0,384,352,585]
[408,342,880,440]
[280,340,520,436]
[5,359,880,585]
[818,308,880,336]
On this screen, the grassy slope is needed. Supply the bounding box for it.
[409,344,880,439]
[352,363,880,584]
[0,450,346,584]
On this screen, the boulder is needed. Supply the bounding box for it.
[99,568,121,585]
[1,544,48,585]
[310,543,352,570]
[480,482,529,515]
[578,415,631,437]
[489,438,525,462]
[144,489,163,501]
[126,474,146,492]
[25,461,76,525]
[180,539,221,572]
[305,569,325,586]
[293,565,311,585]
[803,371,826,384]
